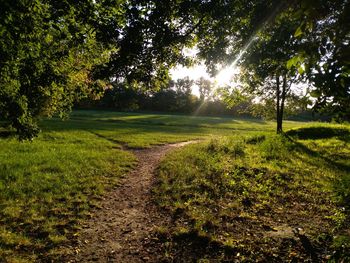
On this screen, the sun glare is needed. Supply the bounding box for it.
[170,63,210,81]
[215,66,240,87]
[170,63,241,89]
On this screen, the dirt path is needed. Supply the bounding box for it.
[65,141,195,262]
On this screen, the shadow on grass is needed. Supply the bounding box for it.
[69,110,271,130]
[88,131,148,150]
[0,130,14,138]
[88,131,125,147]
[70,115,239,128]
[286,127,350,142]
[156,230,237,262]
[286,126,350,211]
[40,117,272,138]
[286,136,350,174]
[286,128,350,261]
[41,118,208,135]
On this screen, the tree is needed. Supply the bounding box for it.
[239,11,306,133]
[104,84,145,111]
[172,77,194,95]
[190,0,349,131]
[196,77,213,102]
[0,0,109,139]
[198,0,350,126]
[193,1,304,132]
[171,77,198,112]
[3,0,347,139]
[92,0,202,89]
[288,0,350,121]
[0,0,201,139]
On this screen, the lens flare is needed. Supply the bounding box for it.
[193,37,257,116]
[193,2,286,116]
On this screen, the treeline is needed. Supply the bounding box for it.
[77,77,252,117]
[76,77,323,121]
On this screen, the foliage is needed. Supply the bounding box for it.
[0,0,202,139]
[2,0,347,138]
[100,83,147,111]
[196,77,213,102]
[190,0,349,128]
[78,77,255,116]
[197,2,307,132]
[288,0,350,121]
[79,78,198,113]
[92,0,203,89]
[0,0,110,139]
[248,94,310,121]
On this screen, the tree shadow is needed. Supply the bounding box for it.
[285,127,350,173]
[155,230,237,262]
[70,109,272,128]
[285,126,350,209]
[41,117,207,135]
[286,127,350,142]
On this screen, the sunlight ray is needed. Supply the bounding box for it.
[193,36,257,117]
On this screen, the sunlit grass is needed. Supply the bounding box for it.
[61,110,313,148]
[0,126,135,262]
[0,109,337,261]
[154,124,350,262]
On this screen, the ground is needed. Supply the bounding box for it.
[62,141,195,262]
[0,110,348,262]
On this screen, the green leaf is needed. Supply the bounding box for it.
[287,57,296,69]
[294,26,303,38]
[310,90,321,97]
[298,65,305,75]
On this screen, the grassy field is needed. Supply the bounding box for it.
[0,109,347,262]
[154,125,350,262]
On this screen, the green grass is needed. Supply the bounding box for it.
[154,124,350,262]
[61,110,312,148]
[0,109,338,262]
[0,129,136,262]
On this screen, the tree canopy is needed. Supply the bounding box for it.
[0,0,198,138]
[0,0,108,139]
[192,0,349,129]
[293,0,350,120]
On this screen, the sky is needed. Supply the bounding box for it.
[169,47,241,96]
[170,62,241,96]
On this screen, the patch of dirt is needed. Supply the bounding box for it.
[62,141,195,262]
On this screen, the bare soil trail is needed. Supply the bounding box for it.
[65,141,195,263]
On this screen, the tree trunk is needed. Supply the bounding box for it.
[279,75,287,133]
[276,75,283,133]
